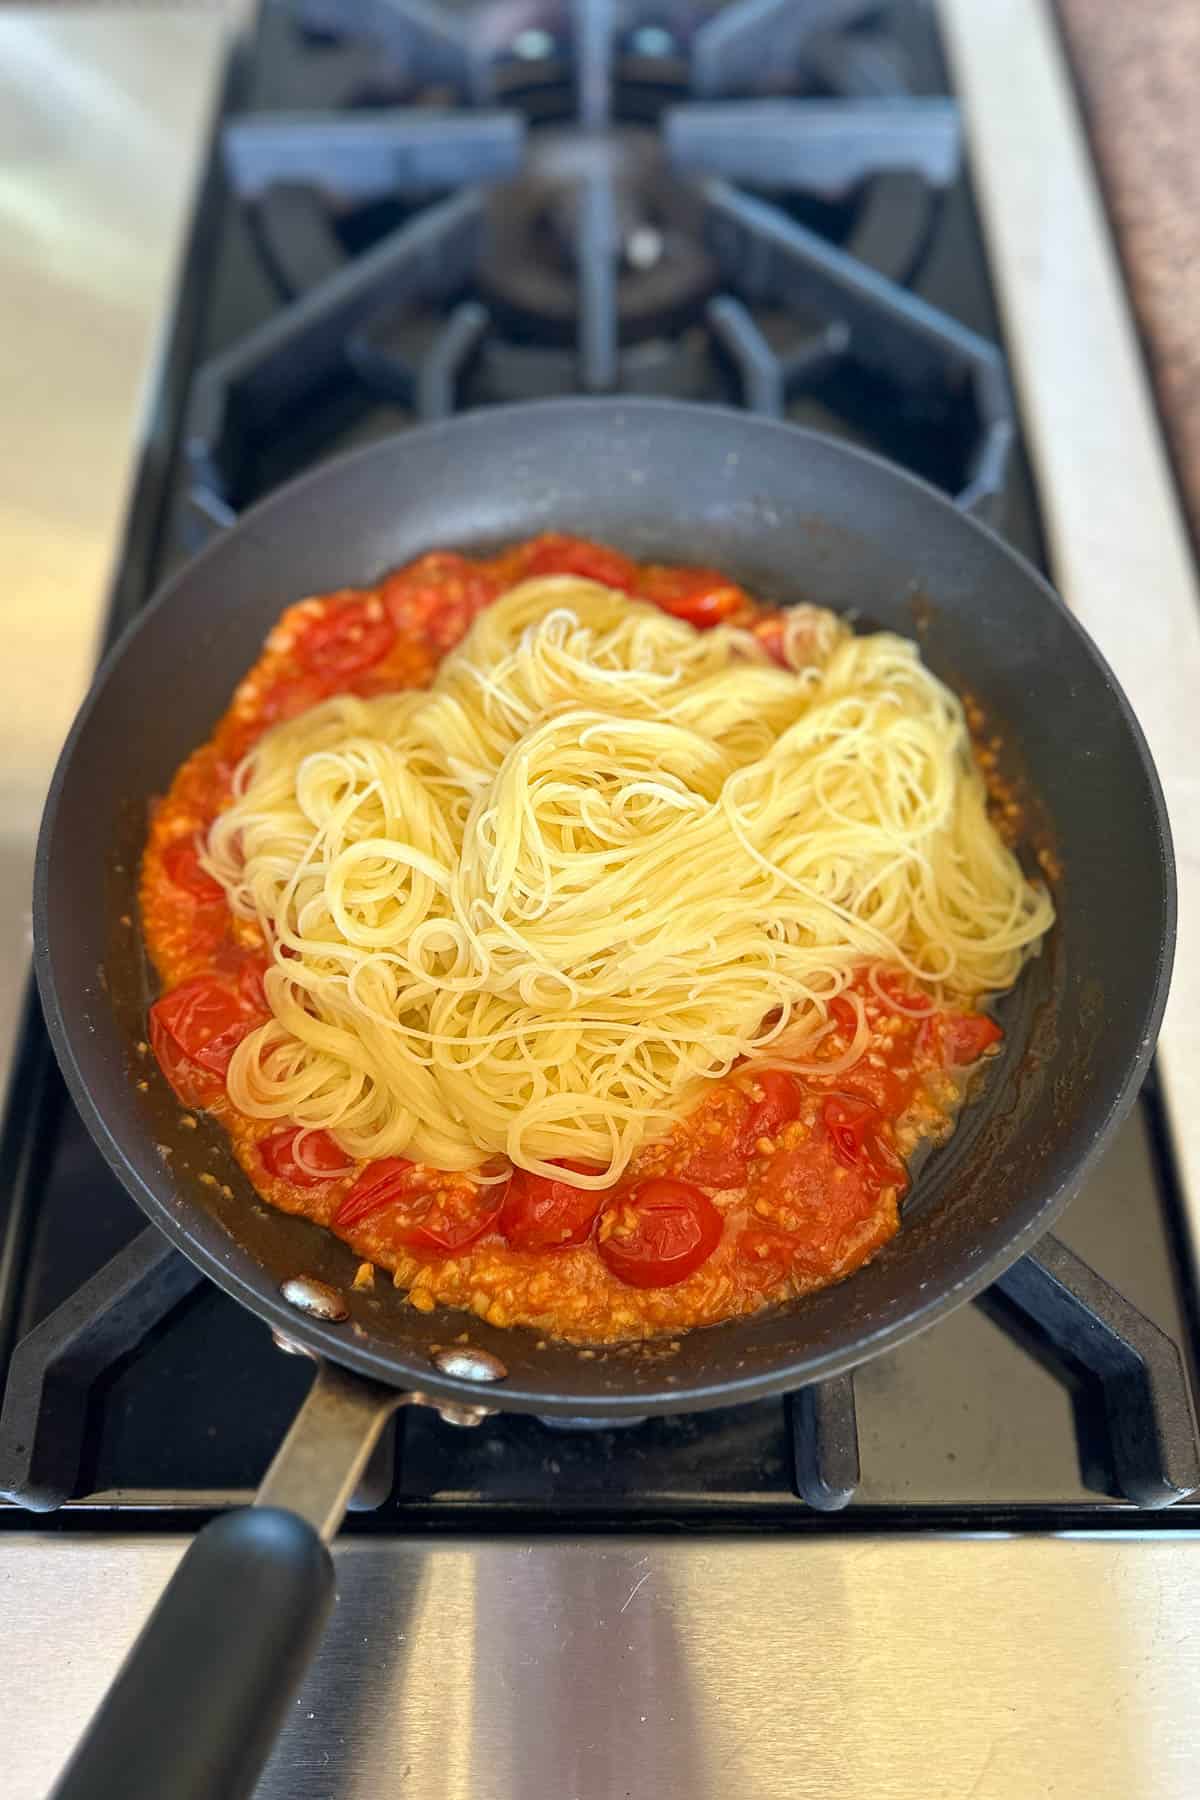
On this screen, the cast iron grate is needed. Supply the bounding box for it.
[182,0,1013,545]
[1,1224,1196,1513]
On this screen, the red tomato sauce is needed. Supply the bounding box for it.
[139,535,1002,1344]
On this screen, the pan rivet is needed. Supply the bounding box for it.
[432,1347,508,1383]
[280,1276,349,1323]
[435,1401,494,1428]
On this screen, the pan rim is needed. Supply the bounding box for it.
[32,397,1177,1416]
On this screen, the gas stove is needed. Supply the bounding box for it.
[4,4,1200,1798]
[176,0,1028,551]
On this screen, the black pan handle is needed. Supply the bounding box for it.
[51,1358,406,1800]
[51,1507,332,1800]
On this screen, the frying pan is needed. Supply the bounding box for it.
[36,400,1172,1799]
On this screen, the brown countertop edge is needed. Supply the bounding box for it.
[1054,0,1200,558]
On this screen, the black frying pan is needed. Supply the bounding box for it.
[37,401,1173,1799]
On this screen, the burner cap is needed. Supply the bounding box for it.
[481,125,718,343]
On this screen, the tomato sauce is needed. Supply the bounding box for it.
[139,535,1002,1344]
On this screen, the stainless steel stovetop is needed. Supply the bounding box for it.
[3,4,1200,1797]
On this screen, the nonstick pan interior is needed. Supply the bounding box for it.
[34,401,1174,1418]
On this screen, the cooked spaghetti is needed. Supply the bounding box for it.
[140,536,1053,1343]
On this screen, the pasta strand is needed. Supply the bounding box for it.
[204,577,1053,1184]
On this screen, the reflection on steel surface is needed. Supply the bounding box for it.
[0,13,230,1097]
[5,1535,1199,1800]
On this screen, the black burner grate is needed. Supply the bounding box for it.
[2,1220,1196,1515]
[182,0,1014,543]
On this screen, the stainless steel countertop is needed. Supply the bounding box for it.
[0,9,232,1084]
[4,1532,1200,1800]
[943,0,1200,1241]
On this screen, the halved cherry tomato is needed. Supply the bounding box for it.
[188,912,233,957]
[333,1158,416,1228]
[148,1011,220,1107]
[677,1141,749,1188]
[752,608,835,672]
[394,1184,502,1256]
[739,1225,803,1286]
[500,1161,602,1251]
[255,672,331,727]
[821,1094,909,1190]
[380,553,498,649]
[873,968,934,1015]
[597,1178,723,1288]
[637,565,747,628]
[259,1127,352,1187]
[750,1139,833,1225]
[818,1060,908,1116]
[741,1070,804,1150]
[942,1011,1003,1064]
[335,1158,500,1254]
[150,977,258,1079]
[236,955,270,1014]
[752,613,788,666]
[162,838,223,903]
[677,1088,753,1187]
[746,1129,888,1267]
[920,1010,1003,1067]
[822,1093,878,1170]
[212,943,273,1015]
[521,533,638,591]
[828,994,862,1037]
[865,1127,908,1189]
[298,602,395,678]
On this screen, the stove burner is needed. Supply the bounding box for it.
[471,327,719,406]
[481,124,717,342]
[3,1223,1196,1511]
[182,1,1018,536]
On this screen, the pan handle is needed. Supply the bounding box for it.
[50,1358,406,1800]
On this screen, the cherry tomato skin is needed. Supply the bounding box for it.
[921,1011,1003,1067]
[259,1127,351,1186]
[674,1089,753,1187]
[828,995,860,1037]
[149,1010,219,1107]
[677,1141,749,1188]
[335,1159,500,1253]
[394,1186,501,1256]
[752,614,788,666]
[298,602,396,678]
[150,978,257,1078]
[942,1011,1003,1065]
[739,1225,802,1286]
[822,1093,878,1170]
[865,1129,908,1189]
[256,672,332,727]
[384,550,481,596]
[162,838,224,903]
[597,1178,723,1288]
[380,553,499,648]
[210,944,273,1015]
[334,1158,417,1229]
[500,1164,603,1251]
[874,969,934,1015]
[828,1060,908,1117]
[236,955,270,1014]
[522,534,638,591]
[742,1070,804,1149]
[638,566,747,628]
[183,910,231,957]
